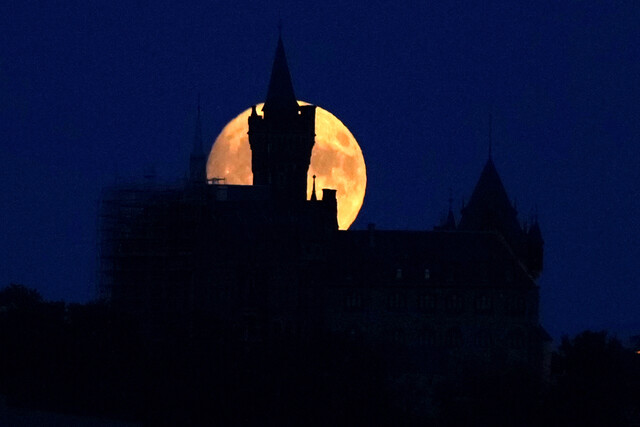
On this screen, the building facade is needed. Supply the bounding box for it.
[99,34,548,409]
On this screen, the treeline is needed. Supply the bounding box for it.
[435,330,640,426]
[1,283,639,426]
[0,284,394,425]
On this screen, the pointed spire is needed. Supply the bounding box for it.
[443,189,456,229]
[262,31,299,114]
[435,189,457,230]
[458,157,521,235]
[310,174,318,201]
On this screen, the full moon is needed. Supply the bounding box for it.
[207,102,366,230]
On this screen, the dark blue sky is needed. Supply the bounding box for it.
[1,1,639,340]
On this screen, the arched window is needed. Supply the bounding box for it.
[418,293,436,312]
[388,292,406,310]
[475,295,493,313]
[420,329,437,347]
[474,330,492,348]
[345,292,363,310]
[446,294,464,314]
[445,327,462,348]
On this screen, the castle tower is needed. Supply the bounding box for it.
[248,34,316,201]
[459,156,543,277]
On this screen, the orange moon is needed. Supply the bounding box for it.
[207,102,366,230]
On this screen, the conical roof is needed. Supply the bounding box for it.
[262,36,298,114]
[458,158,521,236]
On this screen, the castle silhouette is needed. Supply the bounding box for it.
[99,34,548,411]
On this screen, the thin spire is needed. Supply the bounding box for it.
[310,175,317,201]
[443,188,456,229]
[436,188,456,230]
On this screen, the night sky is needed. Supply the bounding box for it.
[2,1,639,341]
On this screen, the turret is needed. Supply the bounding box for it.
[459,157,543,277]
[458,157,522,240]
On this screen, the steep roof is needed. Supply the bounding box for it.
[458,157,521,237]
[262,35,299,114]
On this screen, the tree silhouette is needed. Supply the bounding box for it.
[548,330,640,426]
[0,283,43,309]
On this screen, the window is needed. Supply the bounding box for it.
[475,295,493,313]
[446,294,464,313]
[424,268,431,280]
[475,331,492,347]
[420,329,437,347]
[388,292,406,310]
[444,328,462,348]
[345,292,363,310]
[508,329,525,349]
[395,268,403,280]
[418,294,436,311]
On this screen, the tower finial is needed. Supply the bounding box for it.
[310,174,318,201]
[438,187,457,230]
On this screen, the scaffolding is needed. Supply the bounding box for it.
[98,181,208,316]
